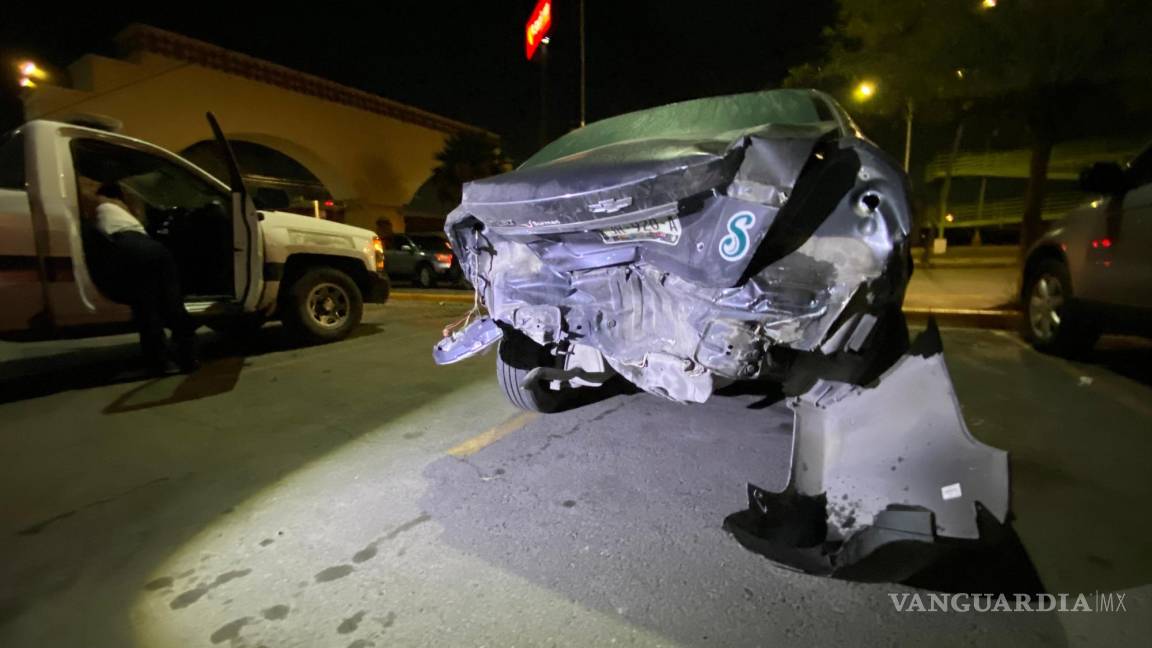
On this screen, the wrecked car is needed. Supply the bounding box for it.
[435,89,912,406]
[433,89,1010,581]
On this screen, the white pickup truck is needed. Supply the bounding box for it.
[0,115,388,345]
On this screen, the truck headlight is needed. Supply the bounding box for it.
[372,236,385,271]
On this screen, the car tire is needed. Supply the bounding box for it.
[496,331,568,413]
[280,267,364,345]
[414,264,436,289]
[1023,258,1099,356]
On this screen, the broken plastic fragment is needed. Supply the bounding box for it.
[433,318,503,365]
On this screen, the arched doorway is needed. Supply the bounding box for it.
[181,140,346,222]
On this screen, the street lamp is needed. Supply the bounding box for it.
[853,80,877,102]
[16,59,47,89]
[980,0,997,9]
[852,80,914,173]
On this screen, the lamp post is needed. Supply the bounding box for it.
[579,0,587,127]
[16,60,47,89]
[852,80,914,174]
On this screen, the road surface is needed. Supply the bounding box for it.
[1,302,1149,647]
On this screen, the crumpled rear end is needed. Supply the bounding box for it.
[443,125,912,403]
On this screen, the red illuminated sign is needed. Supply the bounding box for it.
[525,0,553,60]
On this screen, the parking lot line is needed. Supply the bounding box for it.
[447,412,538,458]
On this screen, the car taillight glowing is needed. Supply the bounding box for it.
[435,252,453,265]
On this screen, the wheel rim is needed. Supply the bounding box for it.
[1028,273,1064,342]
[419,267,431,286]
[306,282,351,329]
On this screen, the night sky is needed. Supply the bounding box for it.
[1,1,838,158]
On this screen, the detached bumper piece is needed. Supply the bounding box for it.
[724,325,1010,582]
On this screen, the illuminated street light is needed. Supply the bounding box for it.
[17,60,47,80]
[945,213,955,223]
[18,77,36,89]
[981,0,997,9]
[955,69,965,80]
[853,80,877,102]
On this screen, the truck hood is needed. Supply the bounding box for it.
[260,210,375,240]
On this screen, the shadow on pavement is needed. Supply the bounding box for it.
[0,323,384,407]
[1084,335,1152,388]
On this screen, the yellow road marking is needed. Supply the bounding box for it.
[447,412,539,458]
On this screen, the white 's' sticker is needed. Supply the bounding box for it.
[941,483,963,501]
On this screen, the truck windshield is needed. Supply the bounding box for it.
[0,131,24,190]
[521,89,836,169]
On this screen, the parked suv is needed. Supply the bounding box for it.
[1021,144,1152,354]
[385,232,460,287]
[0,115,389,346]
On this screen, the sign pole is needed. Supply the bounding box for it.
[579,0,587,127]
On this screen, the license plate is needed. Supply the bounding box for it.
[598,215,682,245]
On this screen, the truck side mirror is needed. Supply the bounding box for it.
[253,187,290,210]
[1079,162,1127,195]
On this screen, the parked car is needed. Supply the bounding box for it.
[0,115,389,346]
[433,88,913,411]
[385,232,461,288]
[1021,144,1152,355]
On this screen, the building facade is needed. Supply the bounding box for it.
[21,24,496,234]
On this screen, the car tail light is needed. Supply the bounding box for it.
[372,236,386,271]
[435,252,453,265]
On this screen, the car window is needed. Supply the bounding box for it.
[522,89,831,168]
[71,138,226,211]
[409,235,449,252]
[1126,145,1152,188]
[0,131,24,190]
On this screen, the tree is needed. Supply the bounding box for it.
[791,0,1152,249]
[430,131,510,208]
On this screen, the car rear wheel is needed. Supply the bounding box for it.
[280,267,364,345]
[414,264,436,288]
[1023,258,1099,355]
[496,332,568,413]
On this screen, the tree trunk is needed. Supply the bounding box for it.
[1020,132,1053,253]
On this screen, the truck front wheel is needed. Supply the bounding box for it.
[280,267,364,344]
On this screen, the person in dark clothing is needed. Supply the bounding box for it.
[93,182,199,373]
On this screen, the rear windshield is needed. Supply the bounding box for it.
[522,89,835,168]
[410,235,450,252]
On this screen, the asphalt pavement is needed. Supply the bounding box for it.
[1,301,1149,647]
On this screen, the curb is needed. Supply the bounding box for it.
[915,260,1019,270]
[903,307,1020,330]
[390,291,474,304]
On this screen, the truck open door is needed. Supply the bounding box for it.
[206,113,263,312]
